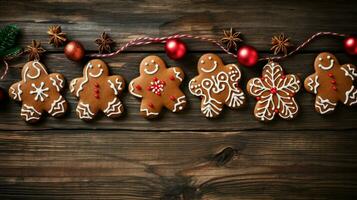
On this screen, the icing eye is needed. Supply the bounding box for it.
[145,62,148,66]
[151,60,155,63]
[98,64,101,68]
[200,60,204,64]
[327,55,331,59]
[208,56,212,60]
[319,57,322,61]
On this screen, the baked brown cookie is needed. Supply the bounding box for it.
[70,59,125,120]
[304,52,357,114]
[9,60,68,123]
[189,53,245,118]
[129,55,186,118]
[247,61,301,121]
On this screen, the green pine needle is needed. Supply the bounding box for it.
[0,24,21,57]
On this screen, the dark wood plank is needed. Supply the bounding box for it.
[0,53,356,131]
[1,0,357,52]
[0,130,356,199]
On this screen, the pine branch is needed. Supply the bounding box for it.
[0,24,21,57]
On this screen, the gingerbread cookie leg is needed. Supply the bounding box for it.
[140,98,163,118]
[47,96,68,117]
[225,87,245,108]
[343,85,357,106]
[314,95,337,114]
[103,97,124,118]
[76,101,96,120]
[21,104,42,123]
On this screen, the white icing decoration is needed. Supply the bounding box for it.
[50,75,64,92]
[248,62,300,121]
[23,61,48,82]
[307,76,319,94]
[341,65,357,81]
[76,62,91,97]
[70,79,77,93]
[344,85,357,105]
[48,96,66,116]
[140,108,159,116]
[173,68,183,81]
[107,78,123,95]
[201,61,217,73]
[10,84,23,101]
[29,82,49,102]
[89,69,104,78]
[21,104,41,121]
[129,81,142,98]
[172,96,186,112]
[318,57,334,70]
[144,61,159,75]
[103,97,123,117]
[76,102,94,120]
[315,96,336,114]
[189,64,244,117]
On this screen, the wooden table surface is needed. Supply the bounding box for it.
[1,0,357,199]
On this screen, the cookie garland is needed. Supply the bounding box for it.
[189,53,245,118]
[2,24,357,122]
[129,55,186,118]
[304,52,357,114]
[70,59,125,120]
[9,60,68,123]
[247,62,301,121]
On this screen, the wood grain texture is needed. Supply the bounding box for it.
[0,130,356,199]
[0,0,357,199]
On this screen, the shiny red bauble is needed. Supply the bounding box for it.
[344,36,357,55]
[64,41,85,62]
[165,39,187,60]
[237,45,259,67]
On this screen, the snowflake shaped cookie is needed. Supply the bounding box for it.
[8,61,68,123]
[189,53,246,118]
[304,52,357,114]
[70,59,125,120]
[247,61,301,121]
[129,55,186,118]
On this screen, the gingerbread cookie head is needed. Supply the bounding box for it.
[304,52,357,114]
[189,53,246,118]
[314,52,339,73]
[247,62,301,121]
[9,60,68,123]
[70,59,125,120]
[197,53,224,74]
[129,55,186,118]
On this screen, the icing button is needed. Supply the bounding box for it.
[332,86,337,91]
[274,109,279,113]
[148,103,154,108]
[256,96,261,101]
[153,77,158,82]
[169,95,176,101]
[95,83,100,88]
[135,85,142,90]
[270,87,277,94]
[169,75,175,80]
[331,80,336,84]
[328,73,334,78]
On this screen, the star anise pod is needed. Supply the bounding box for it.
[95,32,114,53]
[25,40,46,61]
[220,28,243,50]
[271,33,292,55]
[47,25,67,47]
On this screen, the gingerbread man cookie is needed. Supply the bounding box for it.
[70,59,125,120]
[247,62,301,121]
[9,60,68,123]
[304,52,357,114]
[189,53,246,118]
[129,55,186,118]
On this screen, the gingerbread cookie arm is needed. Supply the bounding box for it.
[188,77,203,97]
[340,64,357,81]
[163,90,186,113]
[46,95,68,117]
[129,78,144,98]
[9,81,24,102]
[69,77,85,97]
[304,73,320,94]
[48,73,66,92]
[107,75,125,96]
[166,67,184,84]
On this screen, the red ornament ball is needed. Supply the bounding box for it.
[64,41,85,62]
[165,39,187,60]
[344,36,357,55]
[237,45,258,67]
